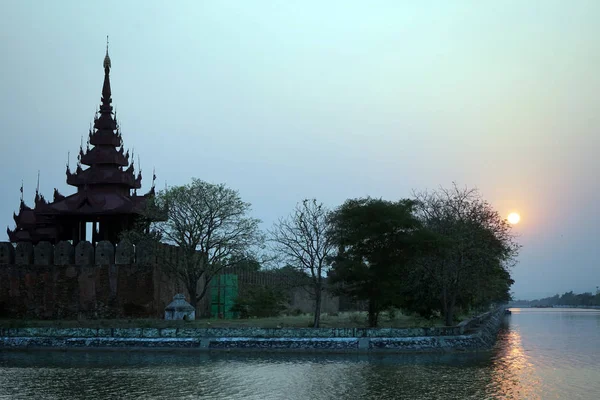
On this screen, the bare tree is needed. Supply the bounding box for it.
[413,183,520,325]
[152,178,264,312]
[269,199,335,327]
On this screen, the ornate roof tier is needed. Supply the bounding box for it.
[80,145,129,167]
[66,166,142,189]
[7,199,58,243]
[37,190,149,216]
[12,201,36,228]
[89,126,122,147]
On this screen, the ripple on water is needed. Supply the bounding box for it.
[1,309,600,400]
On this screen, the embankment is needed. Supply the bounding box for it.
[0,307,507,353]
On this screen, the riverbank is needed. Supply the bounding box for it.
[0,308,505,353]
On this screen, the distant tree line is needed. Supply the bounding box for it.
[517,291,600,307]
[123,179,520,328]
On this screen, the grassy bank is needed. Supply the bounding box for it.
[0,311,447,329]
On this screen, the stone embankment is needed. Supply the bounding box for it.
[0,307,507,353]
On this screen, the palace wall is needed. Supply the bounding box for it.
[0,241,173,319]
[0,241,339,319]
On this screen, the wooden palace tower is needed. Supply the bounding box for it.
[7,44,157,245]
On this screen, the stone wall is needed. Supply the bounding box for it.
[0,307,507,352]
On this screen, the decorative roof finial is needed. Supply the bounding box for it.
[100,37,113,110]
[103,35,111,70]
[36,170,40,197]
[20,180,24,203]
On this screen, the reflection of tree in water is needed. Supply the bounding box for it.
[488,328,541,399]
[0,351,235,400]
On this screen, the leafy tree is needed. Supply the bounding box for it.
[228,256,262,272]
[269,199,335,327]
[123,178,264,312]
[527,291,600,307]
[327,198,425,327]
[412,184,520,325]
[120,195,165,245]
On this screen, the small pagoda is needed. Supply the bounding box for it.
[7,43,158,245]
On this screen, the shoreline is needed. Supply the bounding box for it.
[0,307,506,353]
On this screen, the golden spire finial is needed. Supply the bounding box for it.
[103,35,111,70]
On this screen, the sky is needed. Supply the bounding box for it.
[1,1,599,299]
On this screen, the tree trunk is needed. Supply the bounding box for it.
[313,287,322,328]
[444,293,457,326]
[442,284,451,326]
[368,300,379,327]
[187,284,198,314]
[444,303,453,326]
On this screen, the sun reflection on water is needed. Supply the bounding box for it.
[489,328,541,399]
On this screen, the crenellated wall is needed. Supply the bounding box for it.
[0,240,163,266]
[0,240,176,320]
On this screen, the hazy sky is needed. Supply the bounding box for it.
[1,1,599,299]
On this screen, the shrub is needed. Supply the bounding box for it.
[288,308,304,316]
[348,312,364,325]
[385,308,397,321]
[231,286,289,318]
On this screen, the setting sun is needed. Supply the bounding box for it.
[507,212,521,225]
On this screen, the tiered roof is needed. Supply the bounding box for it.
[7,44,157,243]
[64,46,142,193]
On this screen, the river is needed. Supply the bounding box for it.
[1,308,599,399]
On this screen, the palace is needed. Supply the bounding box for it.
[7,45,157,245]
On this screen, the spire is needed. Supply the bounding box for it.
[79,136,84,160]
[67,42,144,192]
[146,167,156,196]
[20,180,24,203]
[104,36,111,71]
[101,36,112,110]
[35,170,40,202]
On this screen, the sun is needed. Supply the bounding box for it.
[507,212,521,225]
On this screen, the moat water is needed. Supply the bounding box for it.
[1,308,599,399]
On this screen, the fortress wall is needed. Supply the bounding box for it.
[0,241,166,319]
[0,241,341,319]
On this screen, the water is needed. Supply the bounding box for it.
[1,308,599,399]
